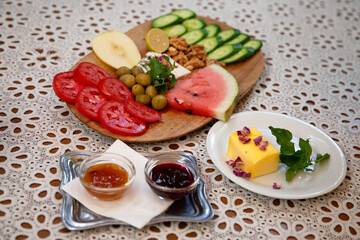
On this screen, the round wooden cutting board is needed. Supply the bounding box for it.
[67,17,264,143]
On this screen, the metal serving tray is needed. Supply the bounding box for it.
[59,151,214,230]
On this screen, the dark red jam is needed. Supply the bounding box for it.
[150,163,194,188]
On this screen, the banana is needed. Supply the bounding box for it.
[92,30,141,69]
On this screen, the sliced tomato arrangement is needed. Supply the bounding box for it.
[98,77,134,102]
[98,101,147,136]
[52,62,162,136]
[52,71,83,103]
[125,100,161,123]
[73,62,111,86]
[75,86,109,121]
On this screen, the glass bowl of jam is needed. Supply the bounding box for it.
[78,152,136,201]
[144,153,200,200]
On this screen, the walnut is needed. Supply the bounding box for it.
[183,58,205,71]
[186,44,207,59]
[166,46,178,57]
[167,36,226,71]
[172,51,188,66]
[169,36,188,51]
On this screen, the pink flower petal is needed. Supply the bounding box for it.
[259,141,268,150]
[273,182,281,189]
[253,136,263,145]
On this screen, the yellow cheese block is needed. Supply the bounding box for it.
[226,127,280,178]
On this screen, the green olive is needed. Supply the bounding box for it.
[119,74,135,88]
[132,84,145,96]
[145,85,157,99]
[131,66,144,77]
[136,73,152,86]
[135,94,151,105]
[151,94,167,110]
[116,66,131,77]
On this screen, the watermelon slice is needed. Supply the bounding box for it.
[166,64,239,122]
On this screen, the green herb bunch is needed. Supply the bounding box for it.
[269,126,330,182]
[146,56,177,94]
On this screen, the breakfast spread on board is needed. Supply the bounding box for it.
[56,9,334,212]
[52,8,263,138]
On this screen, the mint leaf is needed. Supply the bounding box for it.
[269,126,330,182]
[269,126,295,155]
[315,153,330,163]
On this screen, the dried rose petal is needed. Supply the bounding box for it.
[239,136,251,144]
[273,182,281,189]
[259,141,268,150]
[242,126,250,135]
[226,159,234,166]
[253,136,263,145]
[233,168,251,178]
[237,126,251,136]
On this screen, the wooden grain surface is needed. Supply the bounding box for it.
[67,17,265,143]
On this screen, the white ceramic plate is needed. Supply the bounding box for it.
[206,111,346,199]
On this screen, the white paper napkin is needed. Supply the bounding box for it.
[61,139,174,229]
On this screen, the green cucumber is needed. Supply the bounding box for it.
[151,14,182,28]
[181,29,208,45]
[204,24,221,37]
[243,39,263,51]
[162,24,187,37]
[225,33,250,45]
[182,18,207,31]
[207,43,242,60]
[197,36,224,53]
[217,29,241,43]
[171,9,196,20]
[222,47,254,63]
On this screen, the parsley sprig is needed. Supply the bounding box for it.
[269,126,330,182]
[146,56,177,94]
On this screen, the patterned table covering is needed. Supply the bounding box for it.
[1,0,359,239]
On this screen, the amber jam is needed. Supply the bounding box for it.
[84,163,129,188]
[81,162,131,200]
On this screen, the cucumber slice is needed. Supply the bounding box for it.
[204,24,221,37]
[207,44,242,60]
[197,36,224,53]
[171,9,196,20]
[151,14,182,28]
[217,29,241,43]
[222,48,254,63]
[162,24,187,37]
[182,18,207,31]
[225,33,250,45]
[181,29,208,45]
[243,39,263,51]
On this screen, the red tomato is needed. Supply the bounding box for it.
[98,101,147,136]
[125,100,161,123]
[75,86,108,121]
[98,77,134,102]
[73,62,110,86]
[53,71,83,103]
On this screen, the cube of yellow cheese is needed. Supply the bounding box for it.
[226,127,280,178]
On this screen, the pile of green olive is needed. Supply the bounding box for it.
[116,66,167,111]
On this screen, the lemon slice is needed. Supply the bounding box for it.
[145,28,170,53]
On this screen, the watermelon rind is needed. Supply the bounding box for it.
[208,64,239,122]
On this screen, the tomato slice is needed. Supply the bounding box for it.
[53,71,83,103]
[75,86,109,121]
[125,100,161,123]
[98,77,134,102]
[73,62,110,86]
[98,101,147,136]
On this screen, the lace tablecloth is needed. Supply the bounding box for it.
[1,0,359,239]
